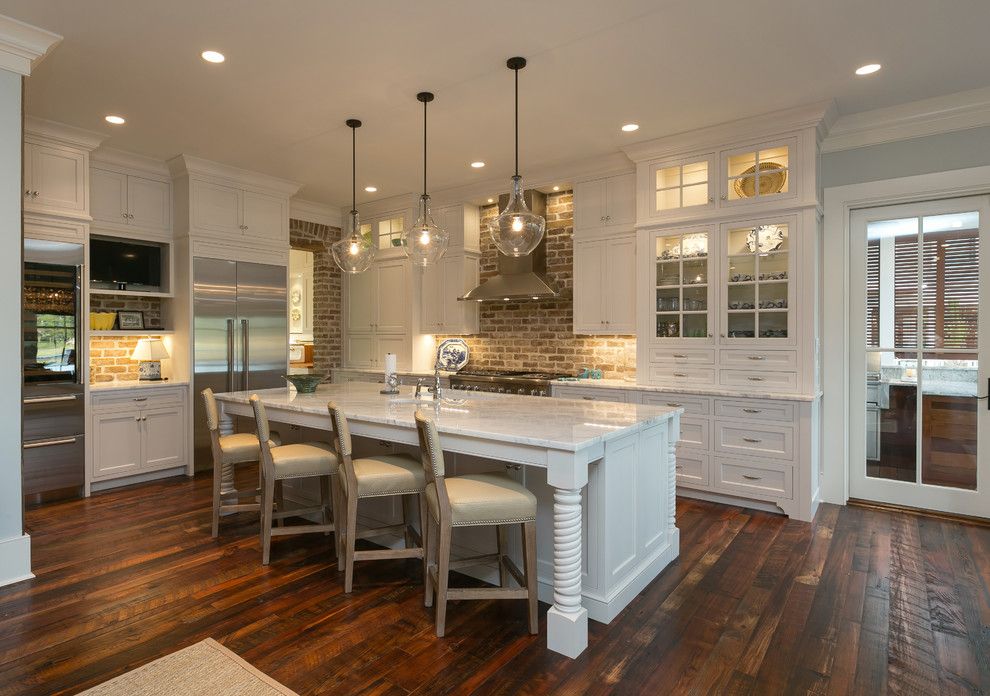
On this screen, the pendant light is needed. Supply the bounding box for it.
[401,91,449,266]
[490,57,545,257]
[332,119,376,274]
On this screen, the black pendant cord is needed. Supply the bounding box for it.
[351,125,357,215]
[423,97,428,197]
[514,66,519,177]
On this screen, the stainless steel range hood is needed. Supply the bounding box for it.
[459,189,560,302]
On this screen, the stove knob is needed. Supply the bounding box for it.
[517,388,525,395]
[472,386,480,391]
[530,389,539,396]
[539,390,547,397]
[497,387,506,393]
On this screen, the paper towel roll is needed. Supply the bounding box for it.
[384,353,397,380]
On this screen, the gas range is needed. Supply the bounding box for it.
[449,369,569,397]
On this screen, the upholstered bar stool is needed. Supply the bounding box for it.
[327,402,427,593]
[249,395,339,565]
[414,411,538,637]
[203,387,277,538]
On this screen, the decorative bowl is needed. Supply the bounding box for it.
[90,312,116,331]
[283,374,324,393]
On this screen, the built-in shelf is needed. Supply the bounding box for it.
[90,330,174,336]
[89,288,174,298]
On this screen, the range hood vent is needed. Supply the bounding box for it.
[459,189,560,302]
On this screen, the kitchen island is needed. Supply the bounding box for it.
[213,382,681,658]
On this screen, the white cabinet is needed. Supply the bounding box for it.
[573,234,636,334]
[573,173,636,233]
[188,178,289,244]
[420,254,479,335]
[435,204,482,253]
[192,180,242,235]
[376,260,409,333]
[344,259,412,368]
[241,190,287,243]
[23,142,88,217]
[91,167,171,232]
[90,387,187,482]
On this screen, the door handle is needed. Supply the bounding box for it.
[24,436,78,449]
[743,437,762,443]
[23,394,79,404]
[226,319,235,392]
[241,319,250,391]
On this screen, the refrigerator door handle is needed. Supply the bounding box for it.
[24,436,78,449]
[23,394,79,405]
[242,318,250,391]
[226,318,235,392]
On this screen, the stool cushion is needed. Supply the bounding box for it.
[349,454,425,498]
[425,472,537,527]
[270,442,336,479]
[217,431,281,465]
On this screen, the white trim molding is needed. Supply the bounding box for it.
[289,198,342,228]
[91,146,171,179]
[823,86,990,154]
[0,13,61,76]
[820,164,990,505]
[167,154,301,197]
[0,533,33,587]
[24,115,106,151]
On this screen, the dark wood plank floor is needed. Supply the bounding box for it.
[2,470,989,695]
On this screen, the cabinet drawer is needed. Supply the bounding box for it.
[720,350,797,370]
[714,399,795,423]
[553,387,628,403]
[679,416,710,450]
[715,422,793,460]
[640,392,711,416]
[715,457,792,499]
[718,369,797,392]
[649,367,716,387]
[92,388,185,412]
[675,449,709,487]
[649,348,715,365]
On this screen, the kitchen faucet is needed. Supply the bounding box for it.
[431,359,442,400]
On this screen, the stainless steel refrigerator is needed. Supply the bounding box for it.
[193,258,287,469]
[22,239,86,504]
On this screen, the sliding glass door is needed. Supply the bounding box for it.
[849,196,989,517]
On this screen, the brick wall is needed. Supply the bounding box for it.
[436,190,637,378]
[89,294,163,329]
[89,294,166,382]
[289,219,342,375]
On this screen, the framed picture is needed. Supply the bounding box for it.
[116,310,144,330]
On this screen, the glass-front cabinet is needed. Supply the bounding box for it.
[721,218,795,344]
[653,227,715,342]
[721,139,794,205]
[650,155,715,216]
[376,214,405,251]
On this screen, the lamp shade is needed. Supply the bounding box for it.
[131,338,170,361]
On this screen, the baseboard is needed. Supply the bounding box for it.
[0,534,33,588]
[90,466,187,493]
[848,498,990,527]
[677,488,785,515]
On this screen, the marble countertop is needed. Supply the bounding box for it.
[90,379,189,392]
[551,378,821,402]
[214,382,680,452]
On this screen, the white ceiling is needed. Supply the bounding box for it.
[3,0,990,206]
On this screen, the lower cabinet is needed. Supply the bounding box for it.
[91,386,188,482]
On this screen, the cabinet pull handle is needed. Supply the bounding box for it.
[747,377,765,382]
[132,397,148,402]
[742,408,761,413]
[675,465,683,470]
[742,474,762,481]
[743,437,762,443]
[24,394,78,404]
[672,354,688,358]
[23,436,77,449]
[666,403,683,408]
[581,396,595,400]
[747,356,767,361]
[673,372,687,377]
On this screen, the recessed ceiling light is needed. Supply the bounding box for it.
[621,123,639,132]
[105,115,126,125]
[470,161,485,168]
[201,50,225,64]
[552,185,560,191]
[855,63,881,76]
[487,198,494,203]
[364,186,377,193]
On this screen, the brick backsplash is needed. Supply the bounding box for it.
[88,294,166,382]
[290,219,342,376]
[437,191,637,379]
[89,294,163,329]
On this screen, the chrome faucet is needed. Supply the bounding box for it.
[415,378,425,399]
[430,360,442,401]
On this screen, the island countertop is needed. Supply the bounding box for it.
[215,381,681,453]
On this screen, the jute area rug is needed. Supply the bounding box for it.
[79,638,298,695]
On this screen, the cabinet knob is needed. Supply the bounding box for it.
[134,416,141,421]
[600,216,605,222]
[605,215,611,221]
[122,212,128,218]
[24,190,30,196]
[128,213,135,219]
[708,196,714,203]
[720,194,727,200]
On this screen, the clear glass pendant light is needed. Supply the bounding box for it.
[332,119,376,274]
[402,92,449,266]
[491,57,545,257]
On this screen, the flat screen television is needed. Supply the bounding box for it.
[89,238,162,291]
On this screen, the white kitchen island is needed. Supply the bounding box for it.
[213,382,681,658]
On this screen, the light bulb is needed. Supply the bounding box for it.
[512,217,523,232]
[401,194,449,266]
[332,210,375,273]
[490,175,545,256]
[419,229,431,245]
[349,241,359,255]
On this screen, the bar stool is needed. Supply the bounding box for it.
[414,411,538,637]
[202,387,275,538]
[327,402,427,593]
[249,395,339,565]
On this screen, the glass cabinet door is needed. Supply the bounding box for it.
[721,140,793,205]
[722,220,794,342]
[654,228,714,341]
[650,155,715,217]
[376,215,405,250]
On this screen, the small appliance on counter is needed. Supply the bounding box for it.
[380,353,399,394]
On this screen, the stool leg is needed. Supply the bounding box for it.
[423,510,434,608]
[344,492,358,593]
[211,458,222,538]
[320,475,331,536]
[274,480,285,528]
[401,495,413,549]
[261,475,275,565]
[418,493,428,586]
[523,521,538,635]
[331,476,345,569]
[435,522,451,637]
[496,525,509,588]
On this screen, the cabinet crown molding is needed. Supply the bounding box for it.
[167,154,301,197]
[91,147,170,179]
[0,14,60,76]
[621,101,836,163]
[290,198,342,228]
[24,115,106,151]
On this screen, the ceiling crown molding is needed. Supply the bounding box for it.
[823,86,990,153]
[24,115,105,150]
[92,147,171,179]
[0,14,61,76]
[167,154,301,196]
[290,199,342,228]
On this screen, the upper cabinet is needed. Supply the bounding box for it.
[91,167,171,233]
[23,118,106,221]
[720,138,796,208]
[649,155,716,217]
[419,253,479,335]
[573,234,637,334]
[573,172,636,235]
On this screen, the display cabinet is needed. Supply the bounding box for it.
[649,155,715,217]
[652,227,715,343]
[720,139,795,206]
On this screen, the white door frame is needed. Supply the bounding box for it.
[821,164,990,506]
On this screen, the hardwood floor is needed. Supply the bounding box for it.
[2,470,989,695]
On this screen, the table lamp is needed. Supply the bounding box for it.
[131,337,169,381]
